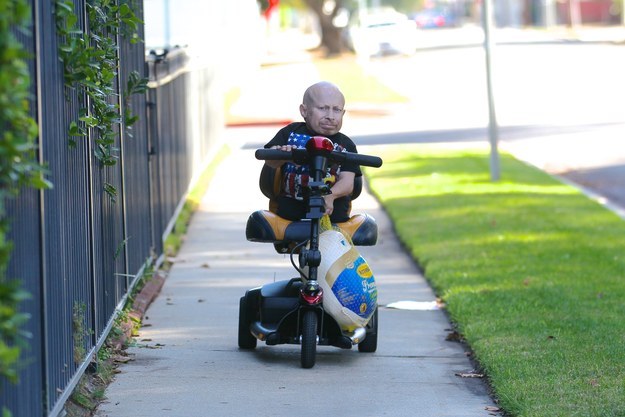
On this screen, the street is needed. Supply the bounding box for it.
[364,42,625,128]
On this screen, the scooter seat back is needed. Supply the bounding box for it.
[246,210,378,250]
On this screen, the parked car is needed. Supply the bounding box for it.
[412,8,457,29]
[349,9,418,57]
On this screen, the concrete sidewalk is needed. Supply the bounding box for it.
[95,25,624,416]
[96,128,498,416]
[97,40,500,417]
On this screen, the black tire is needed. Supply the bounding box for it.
[358,306,378,353]
[301,310,317,368]
[238,296,257,349]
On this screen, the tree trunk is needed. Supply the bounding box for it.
[303,0,345,56]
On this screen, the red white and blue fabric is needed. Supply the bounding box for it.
[282,132,344,200]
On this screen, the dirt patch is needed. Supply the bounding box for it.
[63,272,167,416]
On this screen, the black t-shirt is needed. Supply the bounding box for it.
[264,122,361,222]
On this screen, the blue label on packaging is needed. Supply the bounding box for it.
[331,257,377,318]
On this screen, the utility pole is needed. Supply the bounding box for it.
[544,0,557,26]
[483,0,500,181]
[164,0,171,48]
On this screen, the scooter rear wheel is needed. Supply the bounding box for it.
[358,306,378,353]
[301,310,317,368]
[238,297,257,349]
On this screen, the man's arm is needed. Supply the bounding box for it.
[323,171,355,217]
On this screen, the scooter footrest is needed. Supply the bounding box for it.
[250,321,276,342]
[346,327,367,345]
[265,332,281,345]
[335,335,353,349]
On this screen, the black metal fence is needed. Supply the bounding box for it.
[0,1,222,416]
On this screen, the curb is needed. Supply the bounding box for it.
[226,118,293,128]
[131,271,167,317]
[109,271,167,350]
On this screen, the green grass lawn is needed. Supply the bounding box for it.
[364,144,625,417]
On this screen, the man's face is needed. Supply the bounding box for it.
[300,87,345,136]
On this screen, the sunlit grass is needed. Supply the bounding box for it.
[365,144,625,417]
[312,55,408,104]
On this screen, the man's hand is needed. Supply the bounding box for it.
[323,194,336,217]
[322,171,355,218]
[264,145,294,169]
[271,145,294,152]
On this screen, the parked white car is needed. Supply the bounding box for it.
[349,9,418,57]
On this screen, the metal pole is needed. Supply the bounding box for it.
[483,0,500,181]
[544,0,556,26]
[164,0,171,48]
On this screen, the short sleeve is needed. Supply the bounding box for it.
[336,134,361,177]
[264,123,298,148]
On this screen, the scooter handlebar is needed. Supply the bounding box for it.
[255,148,304,161]
[255,148,383,168]
[331,151,383,168]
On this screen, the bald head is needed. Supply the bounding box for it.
[302,81,345,108]
[300,81,346,136]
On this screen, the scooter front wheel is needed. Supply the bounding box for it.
[300,310,317,368]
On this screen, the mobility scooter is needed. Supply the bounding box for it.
[240,136,383,368]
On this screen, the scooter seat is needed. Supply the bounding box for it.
[246,210,378,249]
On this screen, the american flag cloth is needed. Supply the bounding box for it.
[282,132,344,200]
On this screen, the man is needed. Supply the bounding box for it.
[264,81,360,223]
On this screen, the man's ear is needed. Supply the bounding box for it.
[299,103,307,119]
